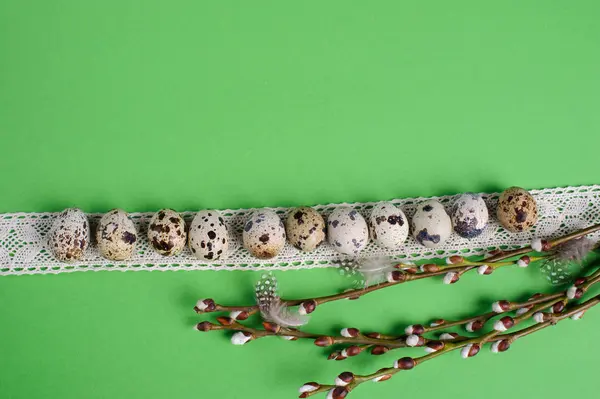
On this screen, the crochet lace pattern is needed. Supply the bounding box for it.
[1,185,599,276]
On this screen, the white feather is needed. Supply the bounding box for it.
[255,273,309,328]
[354,257,396,287]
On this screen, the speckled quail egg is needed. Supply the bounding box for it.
[412,200,452,248]
[497,187,538,233]
[368,202,408,249]
[189,210,229,261]
[49,208,90,262]
[451,194,489,239]
[96,209,137,261]
[285,207,326,252]
[327,207,369,255]
[147,209,187,256]
[243,209,286,259]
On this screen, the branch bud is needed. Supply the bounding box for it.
[299,382,320,394]
[420,263,440,273]
[439,332,459,340]
[342,346,361,357]
[424,340,445,353]
[229,310,250,321]
[405,334,424,347]
[342,288,360,300]
[460,343,480,358]
[372,371,392,382]
[340,328,360,338]
[477,265,493,275]
[517,255,531,267]
[365,332,382,339]
[371,345,389,355]
[314,336,335,347]
[216,316,234,326]
[386,270,407,282]
[194,298,216,312]
[491,340,511,353]
[282,336,298,341]
[194,321,214,332]
[443,272,459,284]
[465,320,484,332]
[492,300,511,313]
[299,300,317,315]
[326,386,348,399]
[493,316,515,332]
[533,312,548,323]
[430,319,446,327]
[335,372,354,386]
[446,255,464,265]
[394,357,416,370]
[574,277,587,286]
[515,307,531,316]
[405,324,425,335]
[552,301,565,314]
[263,321,281,333]
[571,310,586,320]
[531,238,543,252]
[231,331,253,345]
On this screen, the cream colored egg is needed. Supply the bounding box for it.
[49,208,90,262]
[412,200,452,248]
[327,207,369,255]
[368,202,408,249]
[243,209,286,259]
[285,207,326,252]
[189,210,229,260]
[497,187,538,233]
[451,194,489,239]
[147,209,187,256]
[96,209,137,261]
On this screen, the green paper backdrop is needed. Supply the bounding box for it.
[1,1,600,398]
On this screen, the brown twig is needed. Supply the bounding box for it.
[194,223,600,319]
[298,266,600,398]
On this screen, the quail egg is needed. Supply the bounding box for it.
[497,187,538,233]
[189,210,229,260]
[243,209,286,259]
[412,200,452,248]
[49,208,90,262]
[368,202,408,249]
[451,194,489,239]
[285,207,326,252]
[327,207,369,255]
[96,209,137,261]
[147,209,187,256]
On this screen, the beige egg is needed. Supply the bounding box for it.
[147,209,187,256]
[48,208,90,262]
[285,207,326,252]
[189,210,229,260]
[497,187,538,233]
[96,209,137,261]
[243,209,286,259]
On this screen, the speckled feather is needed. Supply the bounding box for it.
[540,238,598,285]
[256,273,308,327]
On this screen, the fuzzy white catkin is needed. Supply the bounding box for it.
[443,272,457,285]
[567,286,578,300]
[515,307,529,316]
[531,238,543,252]
[492,301,505,313]
[340,328,353,338]
[281,336,296,340]
[230,332,252,345]
[490,341,502,353]
[195,299,209,311]
[533,312,545,323]
[404,325,416,335]
[405,334,420,347]
[465,321,476,332]
[439,333,456,340]
[571,311,585,320]
[326,388,335,399]
[299,385,319,394]
[335,377,350,387]
[517,258,529,267]
[477,265,489,275]
[229,310,243,320]
[460,344,474,359]
[493,320,508,332]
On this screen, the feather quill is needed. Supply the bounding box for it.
[255,273,309,328]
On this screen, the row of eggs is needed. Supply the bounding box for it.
[48,187,538,263]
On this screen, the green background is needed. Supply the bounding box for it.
[1,1,599,398]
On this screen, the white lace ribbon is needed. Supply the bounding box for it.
[1,185,599,276]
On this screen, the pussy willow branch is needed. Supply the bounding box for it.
[299,267,600,398]
[195,267,600,360]
[194,223,600,319]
